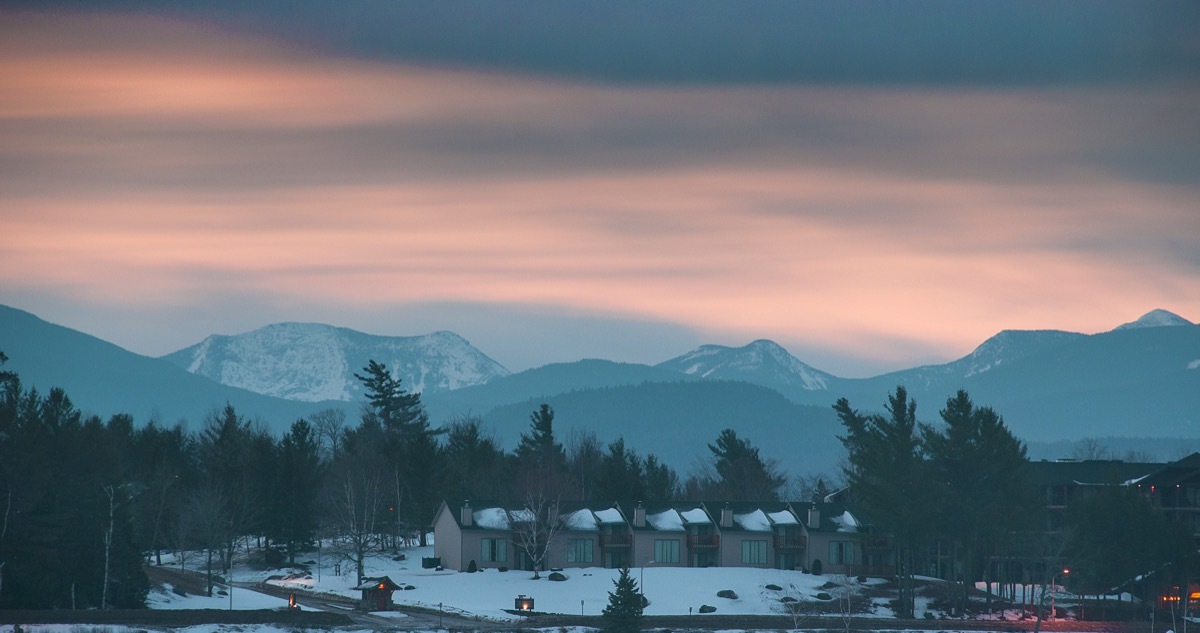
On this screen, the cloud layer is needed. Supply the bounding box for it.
[2,10,1198,374]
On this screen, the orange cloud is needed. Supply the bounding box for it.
[2,11,1198,373]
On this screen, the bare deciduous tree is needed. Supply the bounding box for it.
[511,492,564,579]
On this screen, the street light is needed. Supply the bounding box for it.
[1050,568,1070,621]
[640,559,656,600]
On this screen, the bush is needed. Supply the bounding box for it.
[816,592,833,601]
[716,589,738,600]
[765,584,782,591]
[779,596,797,603]
[811,559,823,575]
[698,605,716,614]
[467,560,478,573]
[548,572,567,581]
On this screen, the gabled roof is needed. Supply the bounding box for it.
[1131,452,1200,488]
[438,499,628,532]
[703,501,799,533]
[1027,459,1162,487]
[790,501,861,533]
[354,576,401,591]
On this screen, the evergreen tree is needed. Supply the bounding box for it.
[441,416,513,502]
[706,428,786,500]
[922,390,1034,614]
[835,386,928,618]
[603,567,643,633]
[271,419,324,564]
[355,360,442,546]
[514,404,569,497]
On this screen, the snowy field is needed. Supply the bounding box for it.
[253,543,877,620]
[6,539,1135,633]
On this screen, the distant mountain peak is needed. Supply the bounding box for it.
[1114,309,1193,331]
[162,322,508,402]
[656,339,832,391]
[959,329,1085,377]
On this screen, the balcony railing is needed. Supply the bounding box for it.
[687,534,720,548]
[773,535,808,549]
[599,532,632,548]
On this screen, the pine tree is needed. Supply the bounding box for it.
[834,386,928,618]
[354,360,442,547]
[706,428,785,500]
[514,404,568,496]
[603,567,643,633]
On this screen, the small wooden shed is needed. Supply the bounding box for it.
[354,575,401,611]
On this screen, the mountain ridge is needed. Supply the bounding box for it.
[162,321,508,402]
[3,303,1198,472]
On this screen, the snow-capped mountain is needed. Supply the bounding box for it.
[1113,308,1194,331]
[161,323,508,402]
[656,339,833,391]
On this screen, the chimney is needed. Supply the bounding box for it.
[807,506,821,530]
[461,500,473,527]
[633,502,646,528]
[720,503,733,528]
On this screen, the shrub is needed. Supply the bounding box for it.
[816,592,833,601]
[811,559,823,575]
[765,584,782,591]
[716,589,737,600]
[548,572,567,581]
[698,605,716,614]
[467,560,478,573]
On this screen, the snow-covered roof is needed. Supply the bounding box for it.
[647,509,685,531]
[767,510,798,525]
[594,508,625,524]
[680,508,711,524]
[509,508,536,523]
[563,509,598,531]
[830,510,859,533]
[734,509,772,532]
[472,507,509,530]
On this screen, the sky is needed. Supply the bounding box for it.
[2,1,1199,377]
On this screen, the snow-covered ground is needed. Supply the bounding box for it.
[252,544,877,621]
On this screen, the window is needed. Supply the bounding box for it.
[567,538,594,564]
[482,537,507,563]
[741,539,767,565]
[653,539,680,563]
[828,541,855,565]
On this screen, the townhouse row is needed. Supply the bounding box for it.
[432,499,892,576]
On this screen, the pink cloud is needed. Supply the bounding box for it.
[2,11,1197,372]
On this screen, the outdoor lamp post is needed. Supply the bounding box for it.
[1050,568,1069,621]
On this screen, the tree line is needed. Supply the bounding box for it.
[836,385,1199,619]
[0,353,785,609]
[3,350,1190,614]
